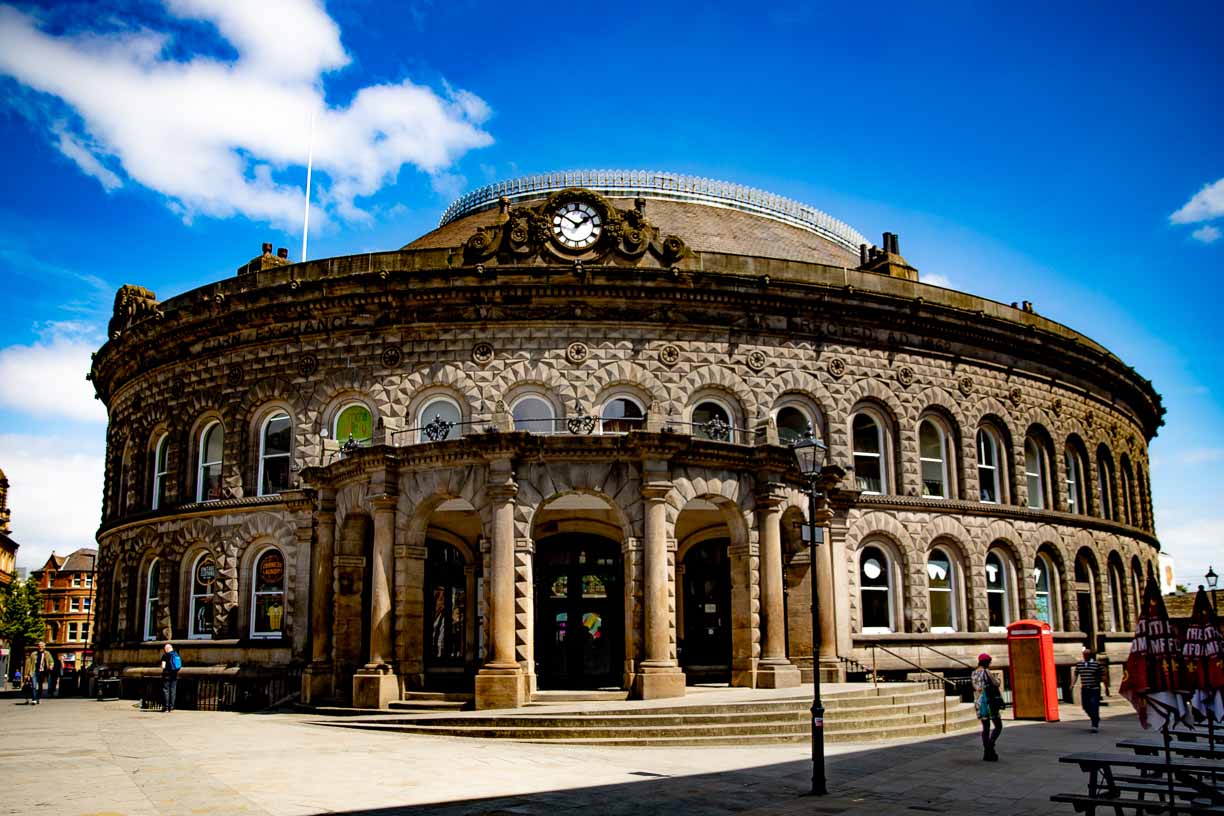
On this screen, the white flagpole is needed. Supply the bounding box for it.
[301,108,315,263]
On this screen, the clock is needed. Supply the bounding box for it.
[552,201,602,249]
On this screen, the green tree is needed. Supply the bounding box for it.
[0,578,46,669]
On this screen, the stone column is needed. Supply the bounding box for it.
[755,490,800,688]
[352,495,399,709]
[303,490,335,703]
[814,502,840,679]
[634,467,685,700]
[397,543,427,690]
[475,461,525,709]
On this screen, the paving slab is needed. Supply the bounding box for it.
[0,691,1161,816]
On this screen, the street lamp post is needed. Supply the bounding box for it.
[790,431,843,797]
[1207,566,1218,614]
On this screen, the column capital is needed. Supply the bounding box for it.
[370,494,397,512]
[754,484,788,509]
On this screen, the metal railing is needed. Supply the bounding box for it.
[136,671,300,712]
[867,643,969,735]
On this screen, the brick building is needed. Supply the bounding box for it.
[0,468,17,586]
[90,171,1163,709]
[32,548,97,674]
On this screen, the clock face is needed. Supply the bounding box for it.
[552,202,602,249]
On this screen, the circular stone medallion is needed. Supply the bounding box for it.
[226,364,244,387]
[746,350,767,372]
[381,347,403,368]
[958,376,975,396]
[471,342,495,365]
[896,366,915,387]
[566,342,590,364]
[659,344,680,367]
[827,357,847,378]
[298,353,319,377]
[1008,387,1023,407]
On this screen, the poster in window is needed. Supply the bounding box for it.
[196,561,217,586]
[257,551,284,590]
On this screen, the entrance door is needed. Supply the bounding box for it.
[534,536,623,689]
[681,539,731,683]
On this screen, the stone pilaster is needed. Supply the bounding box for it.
[475,460,525,709]
[634,465,685,700]
[754,487,800,688]
[396,543,427,690]
[303,490,335,704]
[352,495,399,709]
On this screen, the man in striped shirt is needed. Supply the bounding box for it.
[1074,647,1109,732]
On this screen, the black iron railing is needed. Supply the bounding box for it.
[135,670,300,712]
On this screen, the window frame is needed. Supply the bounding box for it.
[850,410,889,495]
[918,418,951,499]
[188,553,216,640]
[772,396,821,447]
[152,433,170,510]
[977,428,1002,504]
[1033,552,1061,628]
[985,549,1012,632]
[332,401,374,446]
[196,420,224,503]
[858,544,896,634]
[1096,447,1116,521]
[143,558,160,642]
[249,547,287,640]
[257,410,292,497]
[1024,437,1046,510]
[598,393,646,434]
[1065,447,1086,515]
[689,395,738,443]
[926,547,959,633]
[415,395,464,443]
[509,393,558,435]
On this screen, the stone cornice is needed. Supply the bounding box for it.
[90,251,1164,438]
[95,491,311,540]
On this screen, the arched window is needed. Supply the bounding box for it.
[511,395,555,434]
[196,421,223,502]
[919,419,949,499]
[986,550,1012,631]
[851,413,887,494]
[859,545,894,633]
[1130,556,1144,624]
[1119,457,1135,526]
[1075,553,1099,642]
[977,428,1001,503]
[143,559,160,641]
[1108,560,1126,631]
[417,396,463,442]
[600,395,645,434]
[258,412,291,496]
[151,434,170,510]
[775,404,815,445]
[1096,446,1116,521]
[927,548,957,632]
[188,554,216,639]
[692,399,734,442]
[1024,437,1046,510]
[1065,447,1086,515]
[250,549,286,638]
[1033,553,1059,626]
[334,403,373,447]
[1135,464,1149,529]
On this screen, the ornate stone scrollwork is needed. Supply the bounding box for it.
[462,188,691,267]
[108,285,160,337]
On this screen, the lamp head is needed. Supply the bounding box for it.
[791,430,827,478]
[1207,565,1218,589]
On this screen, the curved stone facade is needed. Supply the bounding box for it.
[90,173,1163,708]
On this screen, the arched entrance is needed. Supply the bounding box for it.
[424,540,469,688]
[534,535,623,688]
[1075,549,1099,648]
[680,538,731,682]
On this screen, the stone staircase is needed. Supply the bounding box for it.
[309,683,980,746]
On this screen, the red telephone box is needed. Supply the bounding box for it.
[1006,619,1059,721]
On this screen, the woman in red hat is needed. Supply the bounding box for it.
[972,652,1004,761]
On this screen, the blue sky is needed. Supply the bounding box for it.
[0,1,1220,584]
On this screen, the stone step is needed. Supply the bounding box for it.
[388,700,470,711]
[515,718,981,746]
[401,691,474,702]
[528,690,631,704]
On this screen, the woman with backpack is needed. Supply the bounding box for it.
[160,643,181,712]
[972,652,1005,761]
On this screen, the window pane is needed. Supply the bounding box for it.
[977,430,995,467]
[336,405,373,444]
[922,459,945,498]
[853,414,880,454]
[1035,592,1051,624]
[919,422,942,460]
[262,456,290,495]
[513,397,554,432]
[419,399,462,439]
[988,592,1006,628]
[255,551,285,593]
[692,402,731,441]
[601,397,644,433]
[930,589,953,629]
[854,453,882,493]
[203,424,223,463]
[1026,440,1043,509]
[862,587,891,629]
[253,591,284,634]
[1034,558,1050,592]
[985,553,1004,590]
[148,561,159,598]
[200,463,222,501]
[776,406,811,444]
[927,551,952,589]
[979,464,997,502]
[264,413,291,456]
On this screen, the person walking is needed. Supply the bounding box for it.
[160,643,180,712]
[972,652,1004,761]
[24,641,52,705]
[1074,646,1109,732]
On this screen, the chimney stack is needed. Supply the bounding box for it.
[262,242,273,255]
[277,247,289,259]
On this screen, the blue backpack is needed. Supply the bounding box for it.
[170,652,182,671]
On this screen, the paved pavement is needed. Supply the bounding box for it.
[0,688,1155,816]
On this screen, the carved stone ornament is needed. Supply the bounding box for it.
[896,366,915,387]
[566,342,589,364]
[958,376,975,396]
[1085,410,1095,428]
[827,357,847,379]
[746,350,767,372]
[173,376,187,394]
[462,188,690,267]
[1052,398,1064,416]
[226,364,244,387]
[471,342,495,365]
[658,344,681,367]
[1008,387,1023,407]
[108,284,161,338]
[298,353,319,378]
[381,346,403,368]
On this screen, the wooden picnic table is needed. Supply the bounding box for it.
[1118,738,1224,761]
[1052,752,1224,815]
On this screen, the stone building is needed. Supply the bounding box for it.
[32,548,97,673]
[89,171,1163,709]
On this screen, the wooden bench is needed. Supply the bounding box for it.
[1052,752,1224,814]
[1051,792,1224,814]
[1118,739,1224,761]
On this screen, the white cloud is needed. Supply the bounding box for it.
[0,322,106,423]
[1158,517,1224,589]
[0,432,104,571]
[1171,177,1224,224]
[1178,448,1224,465]
[921,273,954,289]
[0,1,492,229]
[1191,225,1221,244]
